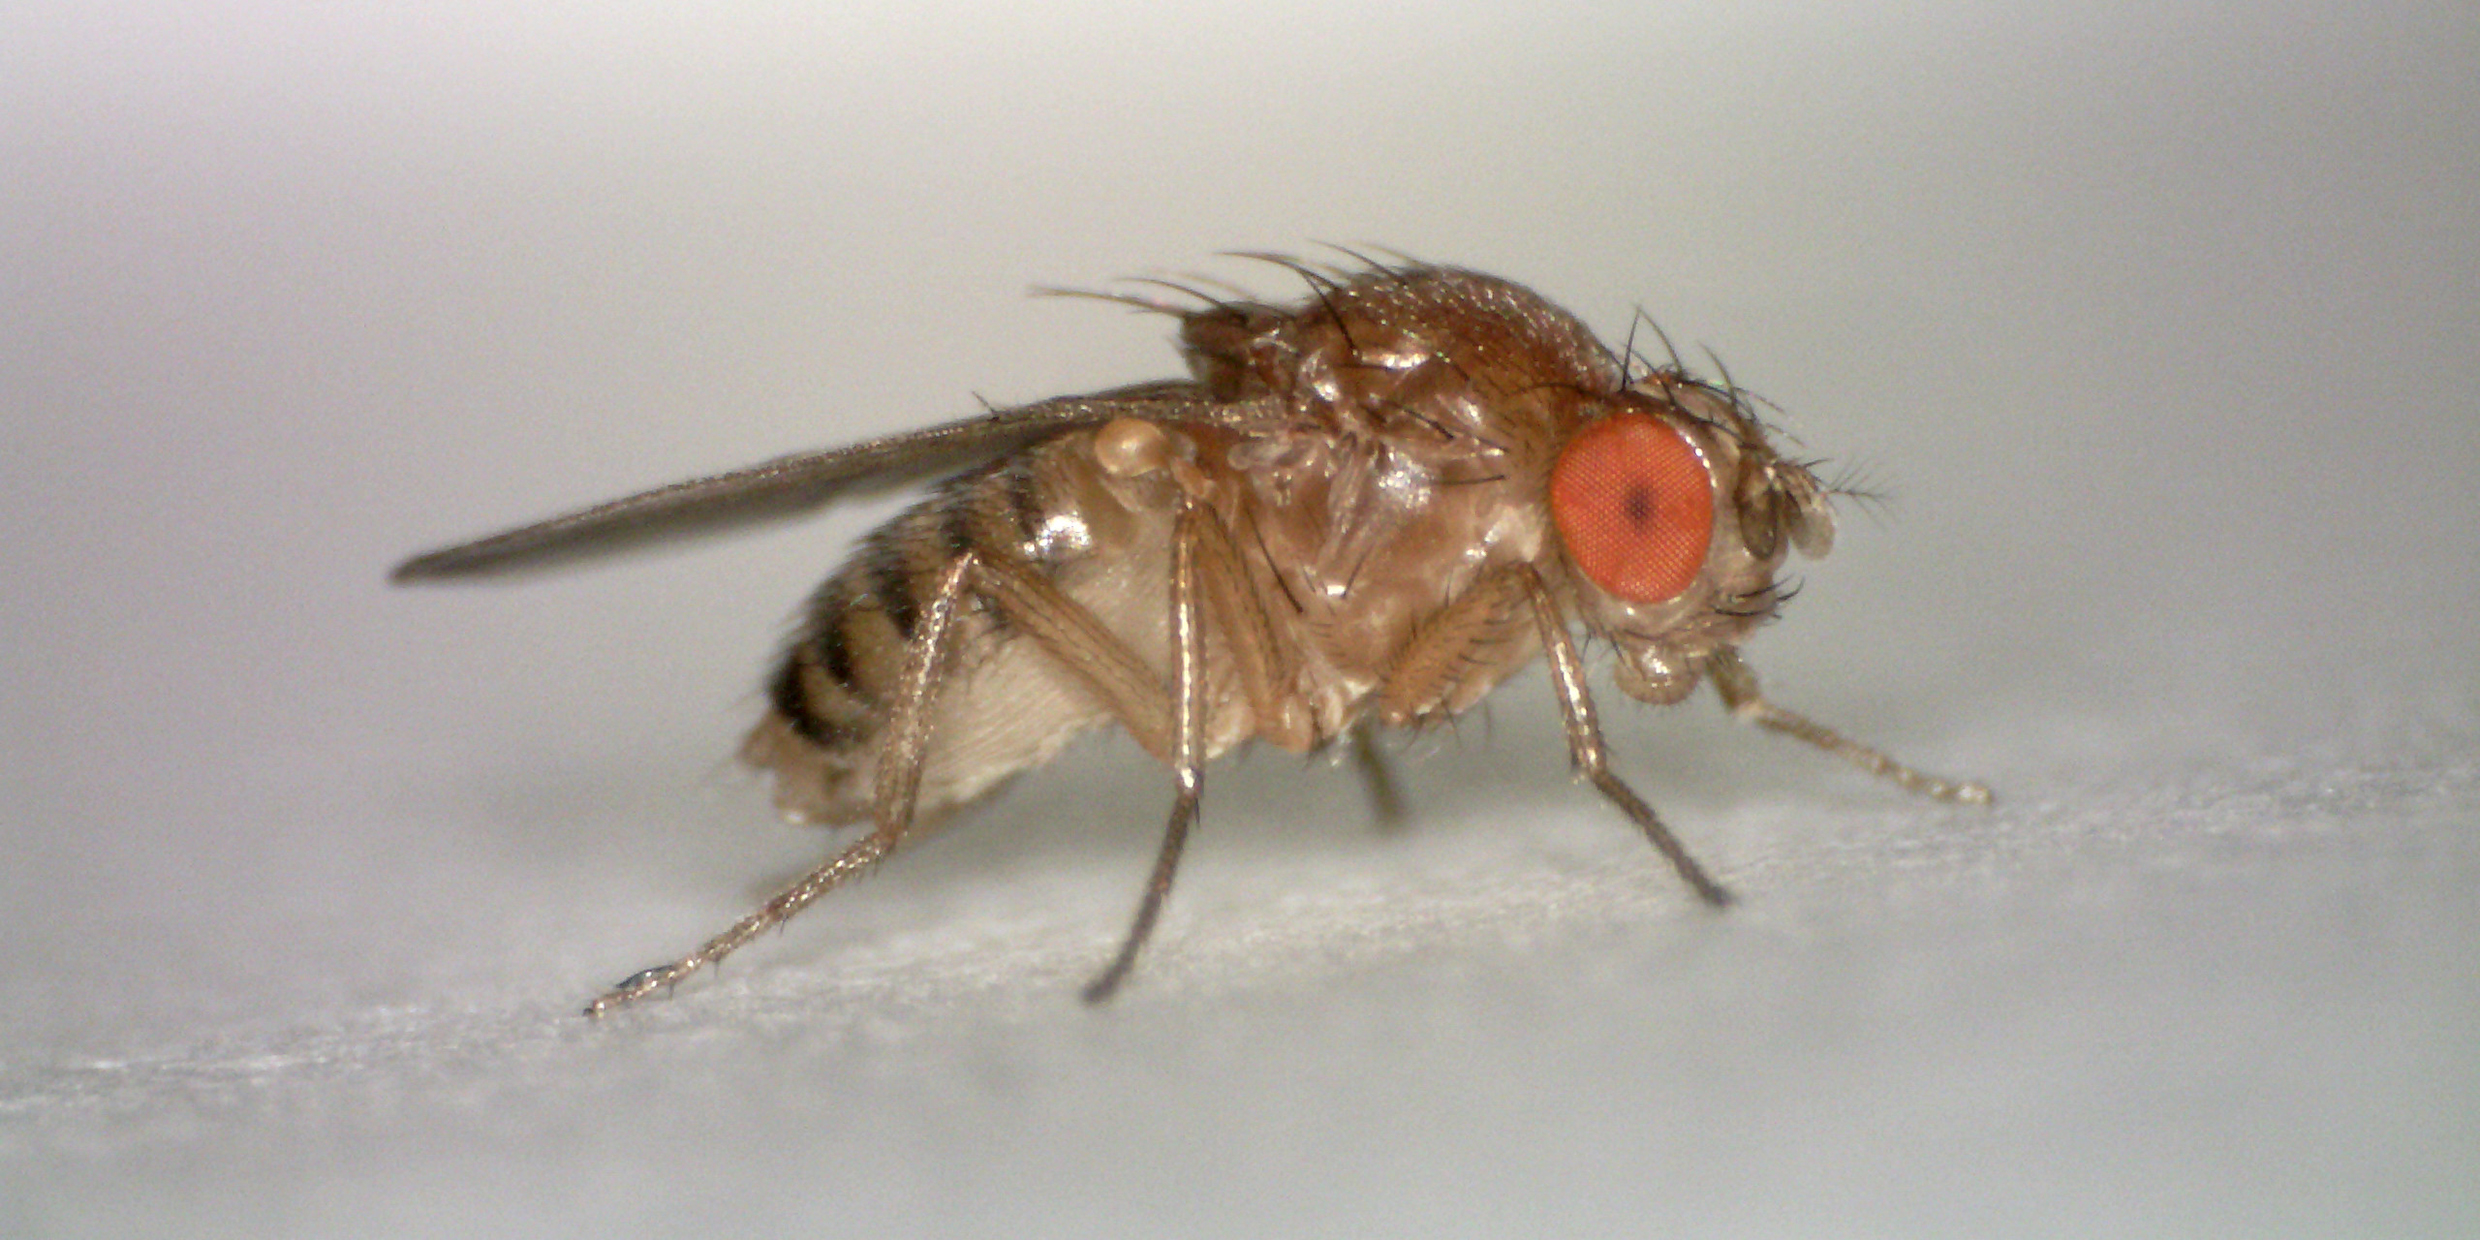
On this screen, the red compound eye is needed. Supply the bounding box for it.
[1550,412,1714,604]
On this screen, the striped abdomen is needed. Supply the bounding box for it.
[739,429,1184,825]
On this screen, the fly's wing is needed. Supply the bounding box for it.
[393,382,1225,581]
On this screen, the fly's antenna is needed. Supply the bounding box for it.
[1821,460,1896,523]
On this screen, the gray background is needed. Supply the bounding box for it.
[5,2,2475,1236]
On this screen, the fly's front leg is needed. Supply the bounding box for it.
[1080,502,1210,1003]
[1516,567,1735,908]
[587,553,981,1016]
[1371,564,1728,905]
[1704,649,1993,805]
[1374,563,1534,727]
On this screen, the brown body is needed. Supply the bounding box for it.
[394,259,1989,1012]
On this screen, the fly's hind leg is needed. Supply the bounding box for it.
[1704,649,1993,805]
[585,553,981,1017]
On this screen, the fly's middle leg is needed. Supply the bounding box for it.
[968,511,1224,1001]
[1079,503,1212,1003]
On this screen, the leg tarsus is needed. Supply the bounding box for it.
[583,555,977,1017]
[1347,718,1408,831]
[584,831,900,1017]
[1705,649,1994,805]
[1584,767,1733,908]
[1081,786,1199,1004]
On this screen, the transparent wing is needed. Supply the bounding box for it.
[392,382,1224,581]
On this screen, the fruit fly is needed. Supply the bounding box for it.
[394,256,1991,1014]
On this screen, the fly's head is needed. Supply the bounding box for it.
[1548,375,1837,705]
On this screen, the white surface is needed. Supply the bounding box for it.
[4,3,2475,1236]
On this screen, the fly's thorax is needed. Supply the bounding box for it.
[1175,266,1619,444]
[1545,379,1837,707]
[1170,270,1627,717]
[1212,394,1557,693]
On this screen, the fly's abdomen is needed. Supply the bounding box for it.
[741,435,1174,826]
